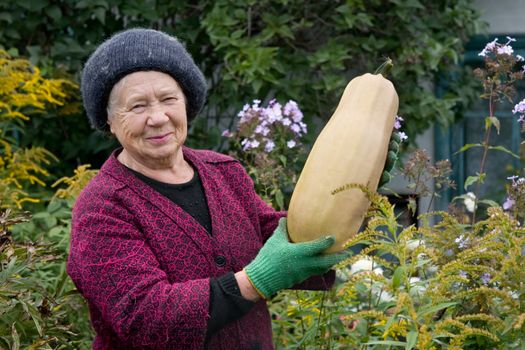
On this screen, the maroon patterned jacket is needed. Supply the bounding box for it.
[67,147,334,350]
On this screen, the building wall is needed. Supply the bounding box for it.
[475,0,525,34]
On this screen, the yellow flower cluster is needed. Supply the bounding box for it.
[0,51,78,207]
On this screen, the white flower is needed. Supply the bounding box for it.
[406,239,424,251]
[455,234,469,249]
[409,277,426,297]
[287,140,296,148]
[464,192,476,213]
[350,256,383,275]
[373,287,394,302]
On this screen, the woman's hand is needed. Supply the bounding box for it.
[243,218,348,299]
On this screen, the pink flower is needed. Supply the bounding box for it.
[394,115,404,130]
[497,45,514,56]
[478,38,498,57]
[513,98,525,114]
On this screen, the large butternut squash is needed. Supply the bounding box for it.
[287,73,399,253]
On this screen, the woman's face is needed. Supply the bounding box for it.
[107,71,188,169]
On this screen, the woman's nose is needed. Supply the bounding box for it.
[146,103,170,126]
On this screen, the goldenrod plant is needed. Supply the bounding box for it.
[0,51,76,208]
[268,37,525,349]
[0,53,95,349]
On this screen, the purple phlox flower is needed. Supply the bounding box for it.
[513,98,525,115]
[264,140,275,153]
[503,197,515,210]
[284,100,304,123]
[287,140,296,148]
[254,124,270,135]
[241,138,260,151]
[221,129,233,137]
[455,234,469,249]
[512,97,525,125]
[398,131,408,141]
[299,122,307,133]
[266,103,283,123]
[517,55,525,62]
[478,38,498,57]
[290,123,302,135]
[252,99,261,106]
[281,118,291,126]
[509,176,525,186]
[497,44,514,56]
[394,115,404,130]
[480,272,491,286]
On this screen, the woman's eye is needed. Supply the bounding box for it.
[163,97,176,103]
[131,104,146,112]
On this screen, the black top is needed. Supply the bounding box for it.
[126,166,256,340]
[130,168,212,234]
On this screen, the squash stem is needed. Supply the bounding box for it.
[374,57,394,76]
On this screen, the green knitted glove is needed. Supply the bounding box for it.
[245,218,349,299]
[378,132,401,188]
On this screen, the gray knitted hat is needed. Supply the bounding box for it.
[81,28,207,132]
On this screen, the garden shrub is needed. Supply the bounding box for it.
[0,52,95,349]
[0,1,484,176]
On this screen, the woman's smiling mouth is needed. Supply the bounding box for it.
[146,132,173,143]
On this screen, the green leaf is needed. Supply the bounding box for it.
[454,143,482,155]
[464,175,479,190]
[478,199,500,207]
[46,5,62,21]
[11,323,19,350]
[0,12,12,23]
[279,155,287,167]
[93,7,106,24]
[417,302,457,319]
[275,190,284,210]
[487,145,519,158]
[48,199,62,213]
[392,266,405,290]
[365,340,406,346]
[485,116,500,134]
[32,211,50,219]
[0,257,27,286]
[406,330,418,350]
[19,300,43,336]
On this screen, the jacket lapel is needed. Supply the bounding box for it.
[101,149,216,258]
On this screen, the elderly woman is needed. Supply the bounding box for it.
[67,28,351,350]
